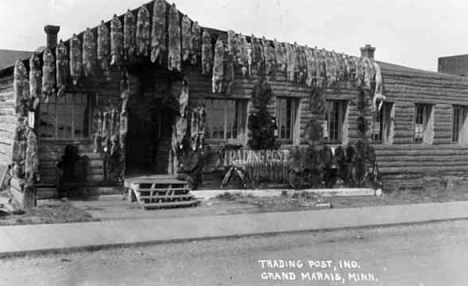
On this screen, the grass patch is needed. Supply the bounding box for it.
[0,200,98,226]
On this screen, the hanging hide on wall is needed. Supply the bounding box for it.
[97,20,110,72]
[263,37,277,78]
[101,111,111,152]
[123,9,137,60]
[223,53,235,95]
[110,15,123,66]
[274,39,287,73]
[14,60,29,117]
[180,77,189,117]
[92,109,103,153]
[42,48,55,103]
[332,51,345,81]
[294,44,306,84]
[251,77,273,109]
[168,3,182,72]
[238,34,250,76]
[309,80,325,115]
[372,61,386,113]
[305,46,317,87]
[136,5,151,57]
[70,34,82,86]
[325,50,337,87]
[25,128,39,182]
[11,125,28,179]
[83,28,97,77]
[227,30,239,65]
[354,57,364,87]
[151,0,167,64]
[285,42,296,82]
[304,118,324,146]
[357,115,368,139]
[362,57,375,91]
[251,35,264,74]
[56,40,69,97]
[190,109,199,150]
[357,88,367,110]
[181,15,192,62]
[29,54,41,110]
[201,30,213,76]
[176,116,188,150]
[189,21,201,65]
[212,39,224,93]
[316,48,327,80]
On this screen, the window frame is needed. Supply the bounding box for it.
[38,93,92,142]
[276,97,299,144]
[204,98,248,143]
[452,105,468,144]
[413,103,433,144]
[324,100,348,144]
[372,102,394,144]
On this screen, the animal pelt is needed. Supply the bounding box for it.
[201,30,213,76]
[288,146,303,173]
[372,61,386,113]
[263,37,277,78]
[357,88,367,110]
[247,109,278,150]
[251,77,273,110]
[182,15,192,62]
[179,77,189,117]
[136,5,151,57]
[101,111,111,152]
[175,116,188,150]
[83,28,97,77]
[110,15,123,66]
[357,116,368,138]
[151,0,167,65]
[70,34,82,85]
[354,57,364,87]
[12,124,27,166]
[305,46,317,87]
[309,79,325,114]
[119,110,128,150]
[97,20,110,72]
[212,39,224,93]
[29,54,41,110]
[285,42,296,81]
[227,30,239,64]
[25,128,39,182]
[304,118,324,146]
[42,48,55,102]
[238,34,250,76]
[332,51,345,81]
[56,40,69,97]
[251,35,264,74]
[189,21,201,65]
[92,109,103,153]
[168,4,182,72]
[325,51,337,87]
[190,109,199,150]
[316,49,327,79]
[362,57,375,91]
[123,9,137,60]
[14,60,29,117]
[274,39,287,73]
[223,54,235,95]
[295,44,307,84]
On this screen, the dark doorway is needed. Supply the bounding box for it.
[125,94,175,177]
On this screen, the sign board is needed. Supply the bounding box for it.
[224,149,290,167]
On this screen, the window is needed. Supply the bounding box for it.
[452,105,468,144]
[414,104,433,144]
[324,100,348,143]
[205,99,248,141]
[372,102,394,143]
[276,97,299,142]
[39,93,90,140]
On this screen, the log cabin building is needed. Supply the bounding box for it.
[1,0,468,201]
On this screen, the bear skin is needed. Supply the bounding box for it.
[168,4,182,72]
[83,28,97,77]
[56,40,69,97]
[136,5,151,57]
[151,0,167,64]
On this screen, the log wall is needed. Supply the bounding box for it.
[0,74,15,165]
[378,62,468,189]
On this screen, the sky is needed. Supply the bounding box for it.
[1,0,468,71]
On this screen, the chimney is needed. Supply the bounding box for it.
[360,44,376,59]
[44,25,60,49]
